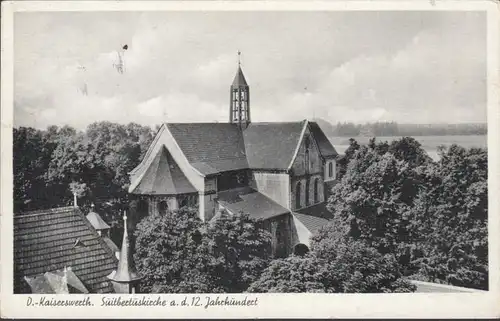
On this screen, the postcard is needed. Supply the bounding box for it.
[1,0,499,318]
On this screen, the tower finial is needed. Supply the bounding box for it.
[237,50,241,66]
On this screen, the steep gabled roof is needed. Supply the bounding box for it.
[103,237,120,254]
[130,145,197,194]
[134,119,333,178]
[14,207,118,294]
[24,267,89,294]
[293,203,334,234]
[86,211,110,230]
[167,123,248,175]
[243,121,305,170]
[308,121,338,158]
[217,186,290,220]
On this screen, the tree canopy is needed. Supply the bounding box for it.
[249,227,415,293]
[134,209,272,293]
[327,137,488,290]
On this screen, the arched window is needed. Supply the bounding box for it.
[304,135,310,173]
[158,200,168,216]
[328,162,333,178]
[305,179,310,206]
[295,182,301,209]
[137,199,149,221]
[314,178,319,203]
[179,197,188,209]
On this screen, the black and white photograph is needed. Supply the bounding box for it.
[1,0,499,318]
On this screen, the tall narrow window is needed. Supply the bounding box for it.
[314,178,319,203]
[305,179,310,206]
[328,162,333,178]
[295,182,301,209]
[305,150,310,173]
[137,199,149,221]
[158,200,168,216]
[304,136,310,173]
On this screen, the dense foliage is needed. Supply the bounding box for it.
[206,210,273,292]
[247,255,330,293]
[134,207,216,293]
[407,145,488,289]
[14,121,488,292]
[336,138,360,179]
[248,228,415,293]
[328,137,488,289]
[134,209,272,293]
[14,122,154,212]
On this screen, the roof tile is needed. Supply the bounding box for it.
[217,186,290,220]
[131,145,197,194]
[293,203,334,234]
[14,207,118,294]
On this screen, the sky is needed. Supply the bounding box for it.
[14,10,486,130]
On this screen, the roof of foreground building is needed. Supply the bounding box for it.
[14,206,118,294]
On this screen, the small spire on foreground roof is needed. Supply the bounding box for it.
[107,211,142,292]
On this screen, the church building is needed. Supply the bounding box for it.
[128,60,338,257]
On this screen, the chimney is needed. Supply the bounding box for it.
[73,192,78,208]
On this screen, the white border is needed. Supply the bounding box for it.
[1,1,499,319]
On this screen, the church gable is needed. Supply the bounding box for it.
[290,122,323,176]
[128,124,205,193]
[308,121,338,159]
[130,145,197,195]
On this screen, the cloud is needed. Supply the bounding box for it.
[14,11,486,129]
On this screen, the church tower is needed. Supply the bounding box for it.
[229,52,250,128]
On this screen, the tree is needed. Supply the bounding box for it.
[134,207,218,293]
[406,145,488,289]
[388,136,432,167]
[328,148,419,256]
[247,255,330,293]
[13,127,57,212]
[134,208,273,293]
[336,138,361,179]
[249,228,415,293]
[205,210,272,292]
[311,227,415,293]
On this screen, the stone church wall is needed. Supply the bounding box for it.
[290,174,324,211]
[250,171,290,208]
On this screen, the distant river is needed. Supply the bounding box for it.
[329,135,487,161]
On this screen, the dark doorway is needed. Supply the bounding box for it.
[293,243,309,256]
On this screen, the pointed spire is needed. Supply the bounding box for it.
[232,66,248,87]
[232,51,248,87]
[108,211,142,284]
